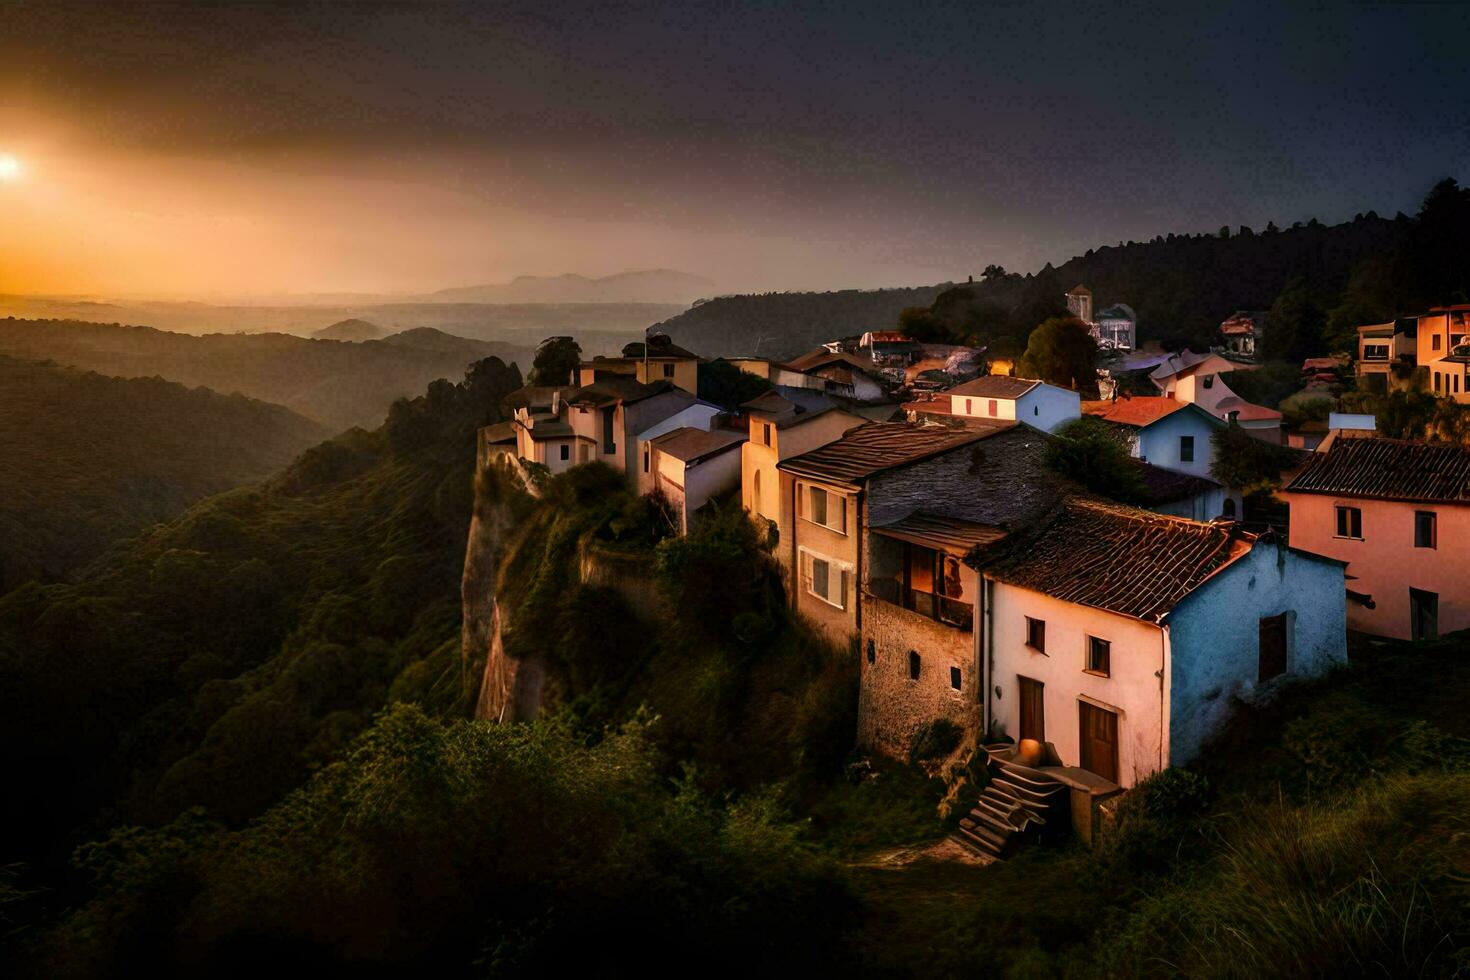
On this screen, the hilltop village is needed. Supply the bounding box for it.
[476,296,1470,857]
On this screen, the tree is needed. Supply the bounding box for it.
[696,358,771,410]
[1209,424,1302,494]
[896,306,951,343]
[1017,317,1097,390]
[529,336,582,386]
[1043,417,1146,502]
[981,264,1007,281]
[1262,279,1327,365]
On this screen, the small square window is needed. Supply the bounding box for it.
[662,362,674,378]
[1086,636,1111,676]
[949,666,962,690]
[1335,505,1362,540]
[1415,510,1437,549]
[1025,616,1046,652]
[907,650,921,680]
[1203,375,1215,390]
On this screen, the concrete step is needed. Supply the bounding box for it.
[992,776,1058,805]
[997,761,1066,794]
[955,824,1008,858]
[966,806,1015,836]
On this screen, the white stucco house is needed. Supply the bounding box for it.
[944,376,1082,433]
[1149,350,1283,442]
[1081,397,1228,482]
[978,499,1347,786]
[647,426,748,534]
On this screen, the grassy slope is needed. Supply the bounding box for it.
[0,356,329,591]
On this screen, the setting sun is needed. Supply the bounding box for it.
[0,154,22,182]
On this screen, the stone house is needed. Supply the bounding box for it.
[1283,437,1470,640]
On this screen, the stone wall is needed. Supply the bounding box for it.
[857,569,981,758]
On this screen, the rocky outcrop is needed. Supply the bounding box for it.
[461,465,539,720]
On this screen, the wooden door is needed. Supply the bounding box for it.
[1411,588,1438,641]
[1258,613,1287,682]
[1079,701,1119,783]
[1018,676,1044,744]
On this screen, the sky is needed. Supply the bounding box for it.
[1,0,1468,298]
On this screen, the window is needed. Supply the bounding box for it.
[907,650,921,680]
[1033,405,1039,416]
[1363,343,1390,360]
[866,639,875,665]
[1415,510,1437,549]
[1435,372,1442,392]
[1410,588,1439,641]
[762,423,771,446]
[804,485,846,533]
[1258,613,1288,682]
[965,398,972,414]
[1433,334,1443,351]
[1222,497,1237,519]
[989,399,998,417]
[662,362,674,378]
[1086,636,1111,676]
[1202,374,1215,390]
[950,666,962,690]
[1025,616,1046,652]
[560,444,570,461]
[802,550,849,609]
[1180,435,1195,463]
[1335,505,1362,539]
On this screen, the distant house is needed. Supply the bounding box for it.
[578,334,701,394]
[1150,350,1282,442]
[1284,438,1470,640]
[781,349,890,402]
[1065,284,1094,324]
[940,376,1082,433]
[1082,397,1223,479]
[646,427,748,534]
[1093,303,1136,350]
[1354,318,1417,392]
[1416,306,1470,402]
[858,331,923,367]
[1219,311,1266,360]
[976,500,1347,787]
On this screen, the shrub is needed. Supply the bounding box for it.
[907,718,964,765]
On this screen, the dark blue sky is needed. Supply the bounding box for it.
[2,0,1467,294]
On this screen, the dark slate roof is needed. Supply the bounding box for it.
[778,420,1010,487]
[980,498,1254,622]
[944,375,1041,400]
[742,386,835,417]
[1133,460,1222,505]
[1096,303,1136,321]
[620,339,701,359]
[566,377,680,407]
[1283,438,1470,504]
[871,512,1008,555]
[649,426,747,463]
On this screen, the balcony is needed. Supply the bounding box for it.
[867,576,973,629]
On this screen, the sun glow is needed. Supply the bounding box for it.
[0,155,22,182]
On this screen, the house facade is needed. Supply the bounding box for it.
[1219,311,1266,360]
[1417,306,1470,403]
[740,394,862,526]
[943,375,1082,433]
[1081,397,1228,483]
[1284,438,1470,640]
[1150,351,1282,442]
[1065,284,1094,324]
[578,335,700,395]
[982,501,1346,786]
[646,427,747,534]
[1355,318,1417,391]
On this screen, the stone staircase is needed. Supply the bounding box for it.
[954,747,1069,859]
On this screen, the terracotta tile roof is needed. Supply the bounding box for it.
[871,512,1008,555]
[945,375,1040,399]
[649,426,746,463]
[778,420,1010,487]
[1214,396,1283,421]
[1283,438,1470,504]
[1081,396,1189,427]
[979,498,1254,622]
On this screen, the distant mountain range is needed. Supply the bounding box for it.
[0,318,532,429]
[429,269,716,305]
[0,355,328,591]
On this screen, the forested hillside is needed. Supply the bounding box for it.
[659,178,1470,360]
[0,356,329,592]
[0,318,533,429]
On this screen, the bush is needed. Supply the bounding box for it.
[907,718,963,765]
